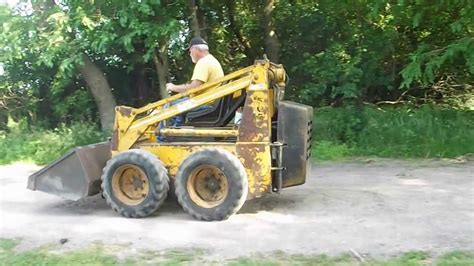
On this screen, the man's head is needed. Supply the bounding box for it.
[186,37,209,63]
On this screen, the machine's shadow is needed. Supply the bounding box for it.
[35,189,302,220]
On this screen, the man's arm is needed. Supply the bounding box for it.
[167,79,204,93]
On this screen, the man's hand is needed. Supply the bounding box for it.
[166,80,203,94]
[166,83,177,94]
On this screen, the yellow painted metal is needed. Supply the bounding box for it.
[220,62,273,197]
[236,143,272,197]
[116,75,252,152]
[113,65,255,152]
[159,128,238,138]
[111,164,150,206]
[139,142,270,199]
[135,65,254,114]
[140,143,236,177]
[130,77,252,130]
[111,59,289,199]
[187,165,229,208]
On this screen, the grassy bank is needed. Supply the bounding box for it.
[313,105,474,160]
[0,106,472,165]
[0,123,104,165]
[1,238,473,265]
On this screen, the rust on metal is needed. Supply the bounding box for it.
[140,143,236,177]
[118,106,134,117]
[112,164,150,206]
[27,142,111,200]
[187,165,229,208]
[117,75,252,152]
[238,90,270,142]
[111,129,119,151]
[236,143,271,199]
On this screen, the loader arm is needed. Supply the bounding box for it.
[112,65,257,153]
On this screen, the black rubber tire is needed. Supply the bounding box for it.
[101,149,169,218]
[175,148,248,221]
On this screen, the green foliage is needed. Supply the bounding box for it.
[1,0,473,160]
[0,4,95,127]
[129,248,206,265]
[312,141,351,161]
[0,122,103,165]
[314,106,474,159]
[1,239,474,266]
[0,240,117,265]
[293,44,363,104]
[2,0,473,113]
[376,251,430,266]
[0,238,19,251]
[228,253,355,266]
[230,250,474,266]
[400,37,474,89]
[0,0,185,127]
[275,0,473,106]
[393,0,474,89]
[0,239,204,266]
[437,251,474,266]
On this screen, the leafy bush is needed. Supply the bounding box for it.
[0,122,104,165]
[291,44,363,105]
[312,141,351,161]
[313,106,474,159]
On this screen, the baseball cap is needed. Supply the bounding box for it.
[185,37,208,50]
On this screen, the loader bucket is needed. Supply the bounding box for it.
[27,142,111,201]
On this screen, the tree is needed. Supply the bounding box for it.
[1,0,185,131]
[1,0,473,135]
[187,0,207,39]
[259,0,280,63]
[77,55,116,131]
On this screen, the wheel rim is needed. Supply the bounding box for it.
[187,165,229,208]
[111,164,150,206]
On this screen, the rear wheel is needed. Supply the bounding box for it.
[101,149,169,218]
[175,148,248,221]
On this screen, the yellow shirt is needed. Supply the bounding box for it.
[191,54,224,83]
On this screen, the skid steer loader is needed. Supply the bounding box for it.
[28,60,313,221]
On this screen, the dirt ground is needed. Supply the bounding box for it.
[0,159,473,259]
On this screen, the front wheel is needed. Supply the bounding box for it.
[175,148,248,221]
[101,149,169,218]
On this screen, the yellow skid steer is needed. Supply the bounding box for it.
[28,60,313,221]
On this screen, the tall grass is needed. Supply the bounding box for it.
[313,105,474,159]
[0,123,104,165]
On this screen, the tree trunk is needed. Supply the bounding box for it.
[153,42,170,99]
[133,62,149,107]
[77,54,116,133]
[33,2,116,133]
[131,42,152,107]
[0,107,8,132]
[260,0,280,63]
[37,83,56,127]
[225,0,258,64]
[187,0,207,39]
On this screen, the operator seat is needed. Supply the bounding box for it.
[185,91,246,127]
